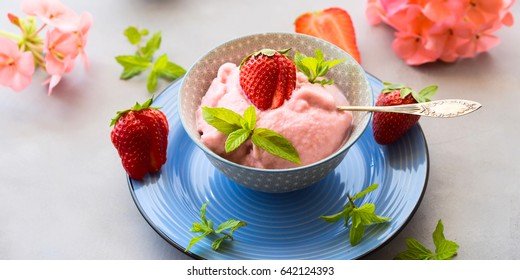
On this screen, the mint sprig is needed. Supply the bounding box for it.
[294,48,344,85]
[186,202,247,252]
[394,219,459,260]
[115,26,186,93]
[320,183,390,246]
[382,82,438,103]
[202,106,301,164]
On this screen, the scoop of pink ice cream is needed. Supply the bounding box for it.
[196,62,353,169]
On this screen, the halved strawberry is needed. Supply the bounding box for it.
[372,83,438,145]
[239,48,296,110]
[295,7,361,64]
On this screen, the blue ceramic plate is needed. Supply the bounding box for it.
[128,74,429,260]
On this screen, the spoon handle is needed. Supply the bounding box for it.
[337,99,482,118]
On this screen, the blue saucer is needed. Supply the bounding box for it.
[128,73,428,259]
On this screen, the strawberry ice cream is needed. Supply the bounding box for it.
[196,62,353,169]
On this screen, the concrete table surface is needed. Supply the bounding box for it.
[1,0,519,260]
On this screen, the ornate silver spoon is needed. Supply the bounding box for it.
[337,99,482,118]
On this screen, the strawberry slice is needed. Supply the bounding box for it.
[295,7,361,64]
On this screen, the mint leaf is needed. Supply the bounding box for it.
[189,222,208,233]
[153,53,169,70]
[216,219,247,237]
[185,231,212,252]
[158,61,186,81]
[199,201,209,224]
[115,55,151,80]
[145,54,168,92]
[294,49,344,85]
[349,203,390,246]
[242,106,256,131]
[124,26,141,45]
[142,32,162,59]
[319,183,390,246]
[202,107,243,135]
[394,238,434,260]
[320,211,345,223]
[228,221,247,237]
[320,204,353,223]
[351,183,379,200]
[202,106,300,164]
[294,51,311,78]
[225,128,251,153]
[147,69,159,93]
[352,203,390,225]
[145,54,187,92]
[433,219,459,260]
[116,26,186,93]
[394,219,459,260]
[251,128,301,164]
[186,202,247,252]
[212,236,227,251]
[349,218,365,246]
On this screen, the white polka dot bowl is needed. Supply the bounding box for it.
[179,32,372,193]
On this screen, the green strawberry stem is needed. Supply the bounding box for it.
[110,95,157,126]
[239,48,291,69]
[382,82,438,103]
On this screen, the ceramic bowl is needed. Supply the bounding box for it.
[179,32,372,193]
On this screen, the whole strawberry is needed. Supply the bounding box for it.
[110,97,169,180]
[239,48,296,110]
[372,83,437,145]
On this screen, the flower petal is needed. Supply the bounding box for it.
[392,33,438,65]
[43,74,62,96]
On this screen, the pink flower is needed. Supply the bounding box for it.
[392,32,438,65]
[366,0,515,65]
[21,0,79,31]
[1,0,92,94]
[500,0,515,26]
[456,22,501,58]
[0,37,35,92]
[464,0,504,27]
[425,21,472,62]
[366,0,386,25]
[43,12,93,95]
[422,0,466,24]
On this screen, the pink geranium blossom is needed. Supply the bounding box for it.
[456,21,501,58]
[392,32,439,65]
[0,37,35,92]
[43,12,93,94]
[366,0,515,65]
[21,0,78,31]
[1,0,92,94]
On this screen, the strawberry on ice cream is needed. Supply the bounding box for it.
[196,61,353,169]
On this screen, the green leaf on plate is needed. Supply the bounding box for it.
[319,183,391,247]
[186,202,247,252]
